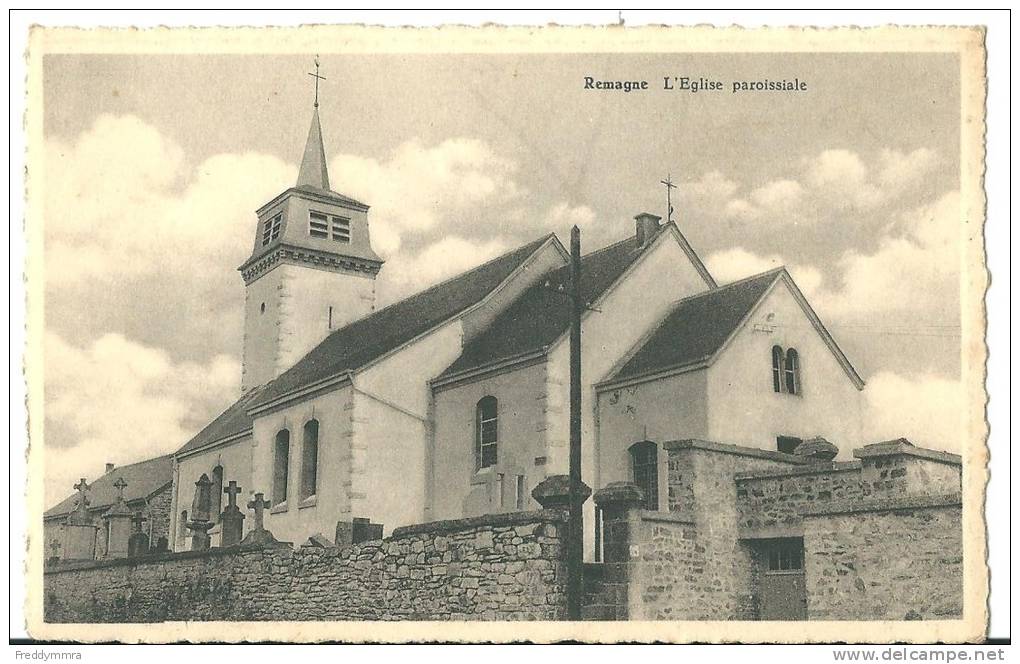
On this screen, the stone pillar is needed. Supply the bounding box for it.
[335,517,384,546]
[187,473,214,551]
[219,480,245,547]
[592,482,645,620]
[855,438,962,496]
[63,478,99,562]
[531,474,591,511]
[103,477,134,559]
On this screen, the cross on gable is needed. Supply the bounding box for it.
[660,173,678,224]
[113,476,128,501]
[224,480,242,509]
[247,492,271,530]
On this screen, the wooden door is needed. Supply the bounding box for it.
[759,538,807,620]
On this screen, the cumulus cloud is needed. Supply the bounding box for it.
[717,147,939,225]
[862,371,964,453]
[376,236,512,306]
[812,191,961,319]
[43,332,239,508]
[705,247,823,298]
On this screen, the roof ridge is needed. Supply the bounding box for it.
[709,265,786,290]
[330,232,556,329]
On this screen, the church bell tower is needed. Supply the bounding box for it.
[238,61,383,391]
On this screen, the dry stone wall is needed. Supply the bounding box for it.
[803,496,962,621]
[44,509,568,623]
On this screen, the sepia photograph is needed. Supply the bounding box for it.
[14,16,996,648]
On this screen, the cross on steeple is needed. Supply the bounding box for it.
[224,480,242,509]
[247,492,271,531]
[308,55,327,108]
[660,174,678,224]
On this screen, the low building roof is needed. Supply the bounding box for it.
[173,385,268,458]
[437,234,654,381]
[44,454,173,520]
[604,269,783,385]
[248,233,556,410]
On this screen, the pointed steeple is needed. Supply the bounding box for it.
[297,107,330,191]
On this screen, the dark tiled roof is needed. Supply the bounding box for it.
[250,234,555,409]
[439,234,650,379]
[45,454,173,519]
[173,385,268,457]
[606,269,783,384]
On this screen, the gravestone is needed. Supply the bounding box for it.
[186,473,214,551]
[238,492,289,549]
[219,480,245,547]
[63,478,99,561]
[103,477,134,559]
[128,510,150,557]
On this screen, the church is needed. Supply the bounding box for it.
[165,94,867,556]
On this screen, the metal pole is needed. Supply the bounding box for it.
[567,225,583,620]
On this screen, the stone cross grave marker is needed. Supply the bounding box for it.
[224,480,242,510]
[247,492,270,531]
[131,510,148,533]
[113,476,127,502]
[73,478,90,513]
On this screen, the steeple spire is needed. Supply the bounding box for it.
[297,56,330,191]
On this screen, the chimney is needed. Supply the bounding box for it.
[634,212,662,247]
[105,463,115,474]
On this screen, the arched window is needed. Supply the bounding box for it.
[771,345,784,393]
[300,420,319,501]
[629,441,659,511]
[784,348,801,395]
[273,429,290,505]
[476,396,498,470]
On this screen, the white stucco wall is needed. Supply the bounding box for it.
[250,386,353,545]
[706,279,864,456]
[430,360,549,521]
[241,263,377,392]
[352,319,466,532]
[171,437,253,551]
[594,369,709,499]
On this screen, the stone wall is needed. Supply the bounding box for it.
[803,495,962,620]
[735,463,865,537]
[665,440,806,619]
[44,509,567,623]
[629,512,708,620]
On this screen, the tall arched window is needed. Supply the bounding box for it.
[784,348,801,395]
[300,419,319,501]
[273,429,290,505]
[476,396,498,470]
[629,441,659,510]
[771,345,784,393]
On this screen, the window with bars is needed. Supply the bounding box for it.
[476,396,498,470]
[629,441,659,510]
[262,214,283,246]
[309,211,352,243]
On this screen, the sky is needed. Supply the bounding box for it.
[40,52,964,506]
